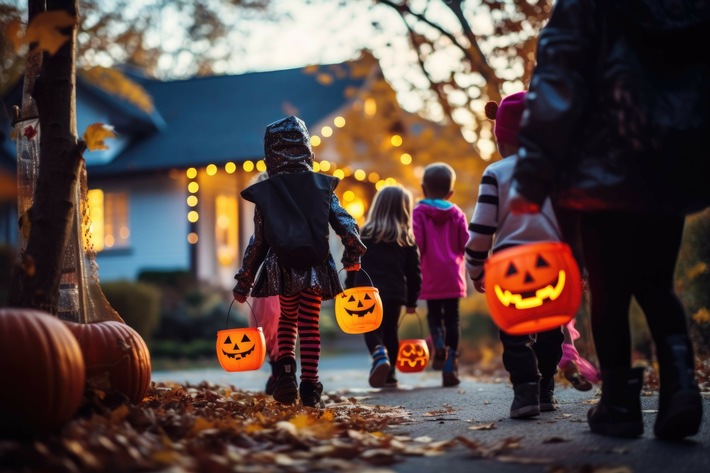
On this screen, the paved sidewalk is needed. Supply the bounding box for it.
[153,352,710,473]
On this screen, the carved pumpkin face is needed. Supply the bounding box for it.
[216,327,266,372]
[335,286,383,334]
[484,242,582,335]
[396,339,430,373]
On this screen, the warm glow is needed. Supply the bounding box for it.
[334,116,346,127]
[311,135,322,147]
[104,234,115,248]
[313,162,321,172]
[368,172,380,183]
[206,164,218,176]
[333,169,345,179]
[400,153,412,165]
[343,190,355,202]
[256,160,267,172]
[225,162,236,174]
[320,160,331,172]
[375,180,386,191]
[87,189,104,252]
[186,168,197,179]
[390,135,403,147]
[321,126,333,137]
[188,181,199,193]
[216,195,238,267]
[243,161,255,172]
[344,198,365,221]
[364,98,377,116]
[188,211,199,223]
[187,195,198,207]
[354,169,366,181]
[385,177,397,186]
[119,227,130,239]
[187,232,199,244]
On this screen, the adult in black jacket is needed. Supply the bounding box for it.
[510,0,709,440]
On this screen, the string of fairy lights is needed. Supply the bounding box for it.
[184,110,416,245]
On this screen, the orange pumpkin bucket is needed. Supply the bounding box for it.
[216,300,267,372]
[484,241,582,335]
[396,312,430,373]
[335,269,383,334]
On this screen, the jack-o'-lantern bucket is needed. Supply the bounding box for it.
[216,299,267,372]
[335,269,383,334]
[484,241,582,335]
[396,312,430,373]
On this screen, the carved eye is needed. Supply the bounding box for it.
[241,334,251,343]
[536,255,550,268]
[505,263,518,277]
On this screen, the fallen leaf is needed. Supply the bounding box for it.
[468,423,496,431]
[83,123,116,151]
[7,11,76,55]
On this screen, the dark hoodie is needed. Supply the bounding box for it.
[512,0,710,215]
[233,116,366,299]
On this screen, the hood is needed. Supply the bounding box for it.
[264,115,313,175]
[611,0,710,31]
[416,200,459,225]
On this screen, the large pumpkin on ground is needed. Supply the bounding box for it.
[65,320,151,404]
[0,308,86,435]
[484,241,582,335]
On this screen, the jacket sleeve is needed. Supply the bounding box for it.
[405,245,422,308]
[457,207,469,254]
[512,0,599,206]
[465,169,498,281]
[233,206,269,295]
[328,190,367,268]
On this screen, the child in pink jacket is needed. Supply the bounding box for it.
[413,162,469,386]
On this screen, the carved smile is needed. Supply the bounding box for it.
[494,270,567,309]
[222,344,256,360]
[345,306,376,317]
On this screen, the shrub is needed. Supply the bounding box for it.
[101,280,161,342]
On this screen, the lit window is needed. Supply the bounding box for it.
[87,189,130,252]
[215,195,238,267]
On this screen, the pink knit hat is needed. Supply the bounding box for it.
[485,91,527,147]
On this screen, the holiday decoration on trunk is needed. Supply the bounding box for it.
[216,300,266,372]
[484,241,582,335]
[335,269,383,334]
[0,308,85,435]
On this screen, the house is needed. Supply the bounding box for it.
[0,51,483,290]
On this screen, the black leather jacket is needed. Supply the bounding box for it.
[512,0,710,216]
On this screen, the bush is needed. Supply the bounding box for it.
[101,280,161,342]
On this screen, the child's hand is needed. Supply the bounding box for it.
[232,287,247,303]
[405,306,417,314]
[345,264,361,272]
[474,279,485,293]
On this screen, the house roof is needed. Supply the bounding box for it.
[1,54,374,178]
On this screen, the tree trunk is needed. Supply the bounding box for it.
[9,0,85,313]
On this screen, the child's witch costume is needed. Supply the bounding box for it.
[233,116,366,407]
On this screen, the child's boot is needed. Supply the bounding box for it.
[442,348,460,387]
[431,328,446,370]
[510,381,540,419]
[299,380,325,408]
[654,335,703,440]
[539,376,559,412]
[272,356,298,405]
[587,367,644,438]
[385,367,398,388]
[265,359,277,395]
[369,345,391,388]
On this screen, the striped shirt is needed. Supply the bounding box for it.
[465,156,561,281]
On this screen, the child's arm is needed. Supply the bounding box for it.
[233,207,269,301]
[328,192,366,270]
[405,245,422,311]
[465,170,498,292]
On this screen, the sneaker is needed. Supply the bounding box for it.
[540,377,559,412]
[384,368,398,388]
[442,348,460,387]
[431,329,446,370]
[510,382,540,419]
[272,357,298,405]
[369,345,391,388]
[562,361,593,392]
[299,381,325,408]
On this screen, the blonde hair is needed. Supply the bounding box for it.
[360,185,416,246]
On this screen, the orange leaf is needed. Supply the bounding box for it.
[83,123,116,151]
[8,11,76,55]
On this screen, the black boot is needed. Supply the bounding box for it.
[539,376,559,412]
[510,382,540,419]
[265,360,277,395]
[587,367,644,438]
[431,328,446,370]
[272,357,298,405]
[442,348,460,387]
[299,381,324,408]
[654,335,703,440]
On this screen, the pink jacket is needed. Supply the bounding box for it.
[412,200,468,300]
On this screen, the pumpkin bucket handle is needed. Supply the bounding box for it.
[338,267,375,287]
[397,309,426,338]
[226,298,261,330]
